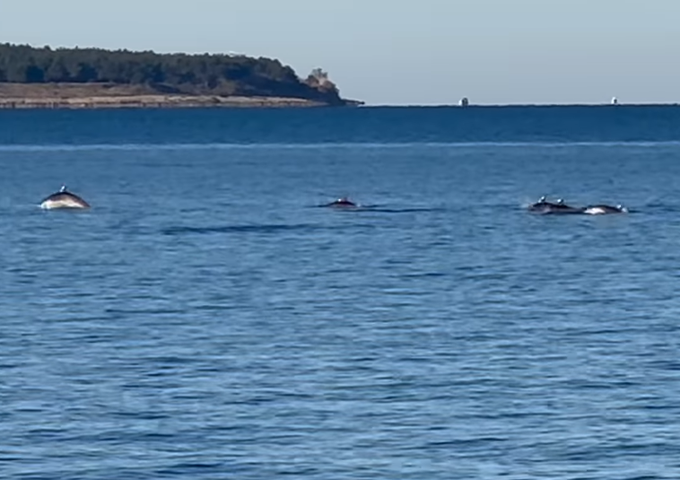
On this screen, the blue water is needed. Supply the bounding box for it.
[1,106,680,479]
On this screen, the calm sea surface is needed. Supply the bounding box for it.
[1,106,680,479]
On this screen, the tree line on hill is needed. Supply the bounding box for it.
[0,43,345,104]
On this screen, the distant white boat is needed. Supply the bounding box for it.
[459,97,469,107]
[611,96,619,105]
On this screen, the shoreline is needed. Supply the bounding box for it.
[3,99,677,109]
[0,82,675,110]
[3,100,677,110]
[0,94,331,109]
[1,98,677,109]
[0,83,360,109]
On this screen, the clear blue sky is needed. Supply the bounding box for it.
[1,0,679,105]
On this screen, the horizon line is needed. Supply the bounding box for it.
[360,102,680,108]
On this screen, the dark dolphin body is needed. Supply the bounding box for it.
[528,196,584,215]
[583,204,628,215]
[323,197,358,208]
[40,185,91,210]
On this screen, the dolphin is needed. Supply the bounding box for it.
[528,196,583,214]
[583,204,628,215]
[323,197,358,208]
[40,185,91,210]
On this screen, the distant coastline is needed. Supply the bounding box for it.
[0,83,352,109]
[0,43,362,108]
[0,84,676,110]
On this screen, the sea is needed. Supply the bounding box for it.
[1,106,680,479]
